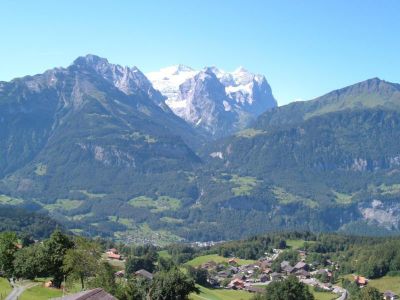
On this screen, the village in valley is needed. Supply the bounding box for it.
[103,243,400,300]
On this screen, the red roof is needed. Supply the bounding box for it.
[354,275,367,285]
[107,253,121,260]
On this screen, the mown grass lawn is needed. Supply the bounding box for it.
[19,285,63,300]
[186,254,255,267]
[368,275,400,294]
[190,285,252,300]
[0,278,12,300]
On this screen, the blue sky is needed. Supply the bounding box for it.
[1,0,399,105]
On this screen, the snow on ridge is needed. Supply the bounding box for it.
[146,65,266,106]
[147,65,198,103]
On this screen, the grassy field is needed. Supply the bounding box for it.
[230,175,260,196]
[271,186,318,208]
[0,278,12,300]
[186,254,256,267]
[235,128,266,138]
[312,290,337,300]
[368,275,400,294]
[190,285,252,300]
[128,195,181,212]
[286,239,307,249]
[19,285,63,300]
[44,199,84,212]
[333,191,353,204]
[158,250,172,259]
[0,194,24,205]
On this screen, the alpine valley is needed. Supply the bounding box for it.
[1,55,400,245]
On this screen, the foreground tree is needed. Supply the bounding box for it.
[0,232,18,278]
[358,286,382,300]
[43,230,74,288]
[120,276,151,300]
[125,255,155,274]
[88,262,118,295]
[255,276,314,300]
[63,236,101,289]
[150,268,198,300]
[13,243,46,279]
[186,265,208,286]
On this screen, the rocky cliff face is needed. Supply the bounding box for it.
[0,55,202,198]
[147,65,277,138]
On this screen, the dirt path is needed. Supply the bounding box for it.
[5,280,38,300]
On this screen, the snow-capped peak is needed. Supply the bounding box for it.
[146,65,276,137]
[233,66,249,73]
[147,65,198,109]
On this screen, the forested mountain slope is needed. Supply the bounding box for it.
[1,59,400,243]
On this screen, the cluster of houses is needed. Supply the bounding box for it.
[102,247,399,299]
[198,249,399,299]
[200,253,324,294]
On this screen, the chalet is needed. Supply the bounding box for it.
[295,269,310,279]
[263,268,272,274]
[384,290,398,300]
[270,272,283,281]
[354,275,368,286]
[233,274,246,280]
[259,260,272,270]
[135,269,153,280]
[106,248,122,260]
[228,258,238,265]
[107,252,122,260]
[245,269,255,276]
[293,261,309,271]
[282,265,295,275]
[228,278,245,290]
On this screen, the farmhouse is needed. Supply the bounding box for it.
[353,275,368,286]
[228,278,245,290]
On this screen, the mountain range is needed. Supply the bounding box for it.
[1,55,400,244]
